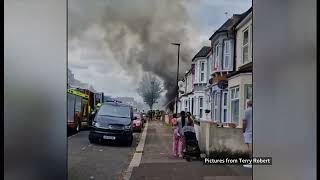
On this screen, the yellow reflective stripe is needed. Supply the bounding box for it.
[67,89,89,99]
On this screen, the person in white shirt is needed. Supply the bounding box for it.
[242,99,252,168]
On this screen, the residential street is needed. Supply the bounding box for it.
[66,3,254,180]
[67,120,252,180]
[130,120,252,180]
[68,130,141,180]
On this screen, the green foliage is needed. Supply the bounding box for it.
[208,149,250,159]
[137,73,163,110]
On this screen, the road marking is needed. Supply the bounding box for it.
[123,122,148,180]
[128,152,142,167]
[135,123,148,153]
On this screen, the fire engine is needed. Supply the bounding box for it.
[67,88,103,132]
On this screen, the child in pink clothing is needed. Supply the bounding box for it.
[171,114,180,157]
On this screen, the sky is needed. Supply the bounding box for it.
[68,0,251,105]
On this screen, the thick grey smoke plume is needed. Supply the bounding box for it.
[69,0,200,109]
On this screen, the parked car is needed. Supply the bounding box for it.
[132,113,143,132]
[88,102,134,146]
[141,113,147,123]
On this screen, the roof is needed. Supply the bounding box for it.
[209,7,252,40]
[192,46,211,61]
[226,62,252,78]
[236,7,252,29]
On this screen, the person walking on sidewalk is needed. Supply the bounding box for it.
[171,114,180,157]
[242,99,253,168]
[177,111,187,158]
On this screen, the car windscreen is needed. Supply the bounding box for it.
[97,104,131,118]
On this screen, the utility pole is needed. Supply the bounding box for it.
[171,43,180,114]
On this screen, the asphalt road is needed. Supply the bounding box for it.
[68,130,141,180]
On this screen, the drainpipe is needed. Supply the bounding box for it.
[185,74,188,95]
[219,90,222,123]
[233,28,237,72]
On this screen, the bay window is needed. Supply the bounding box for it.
[209,54,213,75]
[199,61,206,83]
[184,99,188,112]
[245,84,252,109]
[221,91,228,123]
[230,86,240,124]
[199,96,204,118]
[242,27,251,64]
[213,43,219,71]
[213,92,220,121]
[223,40,231,70]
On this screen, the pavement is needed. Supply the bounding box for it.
[67,120,252,180]
[68,130,141,180]
[129,120,252,180]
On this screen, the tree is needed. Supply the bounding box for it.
[137,73,163,110]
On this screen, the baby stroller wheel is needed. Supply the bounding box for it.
[182,152,187,159]
[196,155,201,160]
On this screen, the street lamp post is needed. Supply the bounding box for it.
[171,43,180,115]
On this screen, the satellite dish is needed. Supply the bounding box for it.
[218,80,228,90]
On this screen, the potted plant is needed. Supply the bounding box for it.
[228,123,237,128]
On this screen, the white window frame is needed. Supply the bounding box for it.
[213,43,219,71]
[191,64,195,84]
[200,72,205,82]
[223,40,231,70]
[221,91,228,123]
[244,84,252,109]
[213,92,220,121]
[210,93,214,120]
[249,24,252,62]
[199,61,206,83]
[230,86,240,124]
[199,96,204,118]
[184,99,188,112]
[208,53,213,75]
[242,27,250,64]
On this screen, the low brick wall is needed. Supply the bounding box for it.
[194,123,200,142]
[197,120,246,155]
